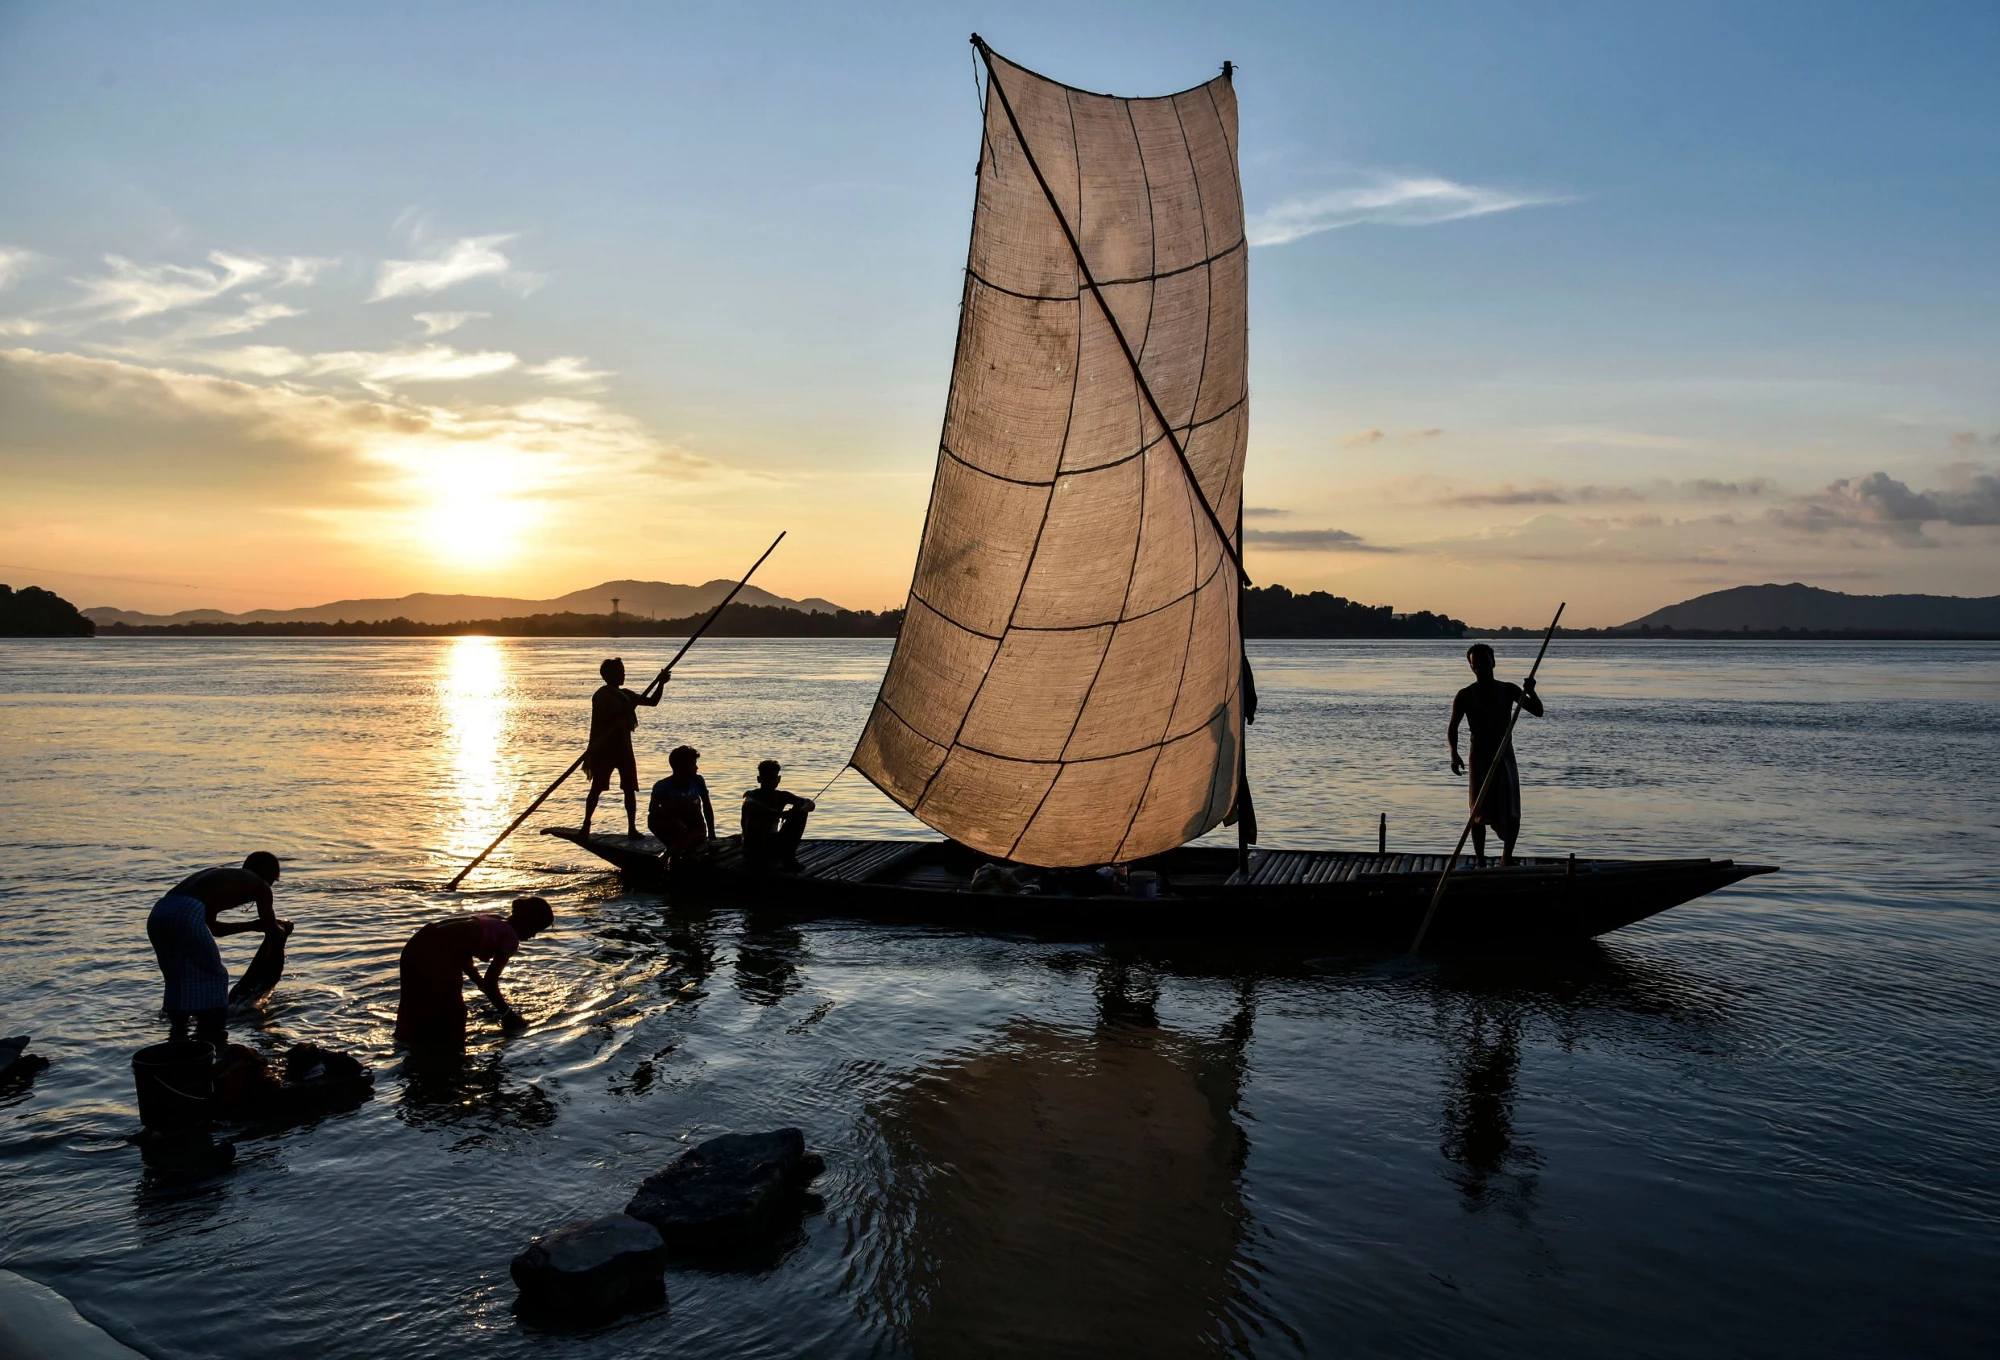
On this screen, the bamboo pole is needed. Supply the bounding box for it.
[1406,603,1564,954]
[445,532,787,890]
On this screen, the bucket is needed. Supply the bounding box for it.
[132,1040,215,1131]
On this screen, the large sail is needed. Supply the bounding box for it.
[852,42,1249,868]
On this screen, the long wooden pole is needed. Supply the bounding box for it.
[1407,603,1565,954]
[445,532,787,890]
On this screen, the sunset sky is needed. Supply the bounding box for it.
[3,1,1996,627]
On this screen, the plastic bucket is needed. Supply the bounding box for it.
[132,1040,214,1130]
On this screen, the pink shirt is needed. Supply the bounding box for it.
[472,915,520,961]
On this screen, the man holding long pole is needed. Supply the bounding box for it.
[580,656,666,838]
[1448,643,1546,867]
[446,531,785,891]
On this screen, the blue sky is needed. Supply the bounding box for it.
[2,0,1996,624]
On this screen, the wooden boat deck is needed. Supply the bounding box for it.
[548,833,1531,887]
[538,827,1774,949]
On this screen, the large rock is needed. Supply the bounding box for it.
[625,1129,825,1253]
[510,1214,666,1320]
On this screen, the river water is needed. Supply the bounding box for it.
[1,637,1995,1358]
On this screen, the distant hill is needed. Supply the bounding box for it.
[1621,583,2000,634]
[83,578,844,628]
[98,603,901,639]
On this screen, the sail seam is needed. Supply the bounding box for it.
[910,545,1228,640]
[939,393,1243,486]
[978,83,1094,855]
[1016,92,1165,859]
[965,239,1244,302]
[946,720,1233,770]
[1115,93,1217,862]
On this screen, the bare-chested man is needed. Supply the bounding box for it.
[582,656,666,837]
[146,853,291,1043]
[1448,644,1545,866]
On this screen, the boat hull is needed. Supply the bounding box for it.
[539,831,1775,951]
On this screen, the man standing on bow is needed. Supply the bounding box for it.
[582,656,666,838]
[1448,644,1546,867]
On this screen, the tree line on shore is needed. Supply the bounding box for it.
[95,603,908,638]
[15,581,1995,641]
[61,586,1471,639]
[0,585,93,637]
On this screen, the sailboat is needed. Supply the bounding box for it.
[548,39,1774,948]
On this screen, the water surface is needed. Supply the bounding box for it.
[1,637,1995,1357]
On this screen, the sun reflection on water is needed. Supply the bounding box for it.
[438,636,518,861]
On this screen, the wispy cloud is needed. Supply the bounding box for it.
[1340,427,1443,447]
[414,310,488,336]
[70,252,269,322]
[199,345,311,378]
[168,301,306,342]
[1441,484,1572,507]
[1245,527,1399,553]
[0,318,42,337]
[1243,506,1291,519]
[526,355,612,389]
[1530,425,1702,451]
[372,235,514,300]
[0,245,43,291]
[1248,175,1568,247]
[309,344,519,387]
[64,251,324,323]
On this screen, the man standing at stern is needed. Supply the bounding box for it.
[1448,644,1546,866]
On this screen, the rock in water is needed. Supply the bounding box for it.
[510,1214,666,1320]
[625,1128,825,1253]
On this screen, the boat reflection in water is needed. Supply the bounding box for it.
[857,964,1256,1354]
[436,636,517,865]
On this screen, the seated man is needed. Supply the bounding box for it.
[648,745,716,862]
[741,760,815,872]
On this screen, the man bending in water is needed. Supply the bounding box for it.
[742,760,815,872]
[395,896,553,1045]
[582,656,665,837]
[147,853,291,1044]
[1448,643,1545,866]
